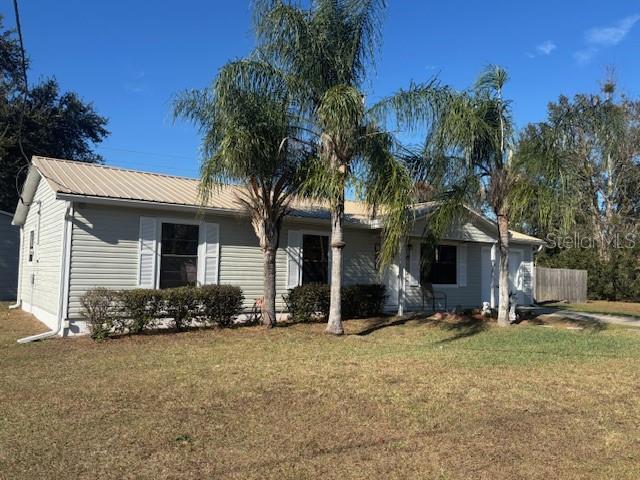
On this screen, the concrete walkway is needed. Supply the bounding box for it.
[534,307,640,328]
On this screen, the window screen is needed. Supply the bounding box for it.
[422,244,457,285]
[159,223,199,289]
[302,234,329,284]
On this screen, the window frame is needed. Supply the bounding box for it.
[422,243,458,288]
[27,229,35,264]
[298,229,331,286]
[155,217,203,290]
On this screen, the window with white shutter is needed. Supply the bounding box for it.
[457,244,468,287]
[287,230,302,288]
[138,217,157,288]
[198,222,219,285]
[408,241,421,286]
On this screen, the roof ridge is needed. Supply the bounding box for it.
[33,156,202,183]
[33,156,373,208]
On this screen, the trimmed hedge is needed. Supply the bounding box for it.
[285,283,387,322]
[80,287,117,341]
[81,285,245,340]
[198,284,245,327]
[118,289,164,334]
[163,286,199,331]
[342,284,387,319]
[285,284,331,323]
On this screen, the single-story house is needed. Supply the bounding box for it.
[12,156,544,337]
[0,210,19,301]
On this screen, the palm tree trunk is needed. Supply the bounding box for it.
[262,247,277,327]
[326,181,345,335]
[496,212,510,326]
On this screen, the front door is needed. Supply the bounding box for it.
[508,250,525,305]
[383,254,400,311]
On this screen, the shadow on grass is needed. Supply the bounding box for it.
[526,308,608,332]
[355,314,428,336]
[356,313,489,344]
[435,316,489,344]
[550,313,607,332]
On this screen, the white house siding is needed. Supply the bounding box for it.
[342,228,379,285]
[220,216,288,311]
[66,205,382,321]
[19,178,66,326]
[65,202,537,326]
[410,218,495,243]
[0,213,19,300]
[403,241,485,311]
[67,203,140,319]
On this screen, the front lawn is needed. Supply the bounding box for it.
[548,300,640,318]
[1,305,639,479]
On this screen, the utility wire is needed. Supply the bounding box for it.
[12,0,30,166]
[12,0,31,207]
[97,146,197,161]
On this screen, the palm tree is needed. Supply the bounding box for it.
[416,65,525,326]
[213,0,443,334]
[174,82,308,327]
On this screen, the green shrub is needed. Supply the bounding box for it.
[81,288,117,341]
[286,283,387,322]
[197,284,244,327]
[163,286,198,331]
[118,289,164,334]
[285,284,330,322]
[342,284,387,318]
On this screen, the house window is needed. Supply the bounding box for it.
[159,223,199,289]
[422,244,457,285]
[28,230,35,263]
[302,234,329,284]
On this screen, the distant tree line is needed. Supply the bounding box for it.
[0,16,108,213]
[515,78,640,300]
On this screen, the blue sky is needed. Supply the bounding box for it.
[8,1,640,179]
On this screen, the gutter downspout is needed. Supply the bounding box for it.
[9,227,24,309]
[18,202,72,344]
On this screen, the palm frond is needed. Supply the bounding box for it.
[367,79,449,131]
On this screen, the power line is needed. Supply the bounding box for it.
[12,0,31,208]
[12,0,28,98]
[97,146,198,161]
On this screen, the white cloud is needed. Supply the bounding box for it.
[574,14,639,65]
[586,14,640,46]
[536,40,557,55]
[574,47,598,65]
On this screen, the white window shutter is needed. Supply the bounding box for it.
[199,222,219,285]
[409,241,421,286]
[287,230,302,288]
[138,217,157,288]
[458,243,468,287]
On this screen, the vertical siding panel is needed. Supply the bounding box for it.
[19,179,65,317]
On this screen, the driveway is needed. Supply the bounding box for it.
[534,307,640,328]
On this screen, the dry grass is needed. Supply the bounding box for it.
[549,300,640,318]
[1,305,639,480]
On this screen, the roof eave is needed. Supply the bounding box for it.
[55,193,376,229]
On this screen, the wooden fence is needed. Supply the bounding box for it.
[535,267,588,304]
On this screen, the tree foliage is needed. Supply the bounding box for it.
[516,81,640,300]
[409,65,535,324]
[199,0,449,333]
[517,85,640,256]
[0,17,108,212]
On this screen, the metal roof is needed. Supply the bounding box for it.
[21,156,544,244]
[32,156,372,223]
